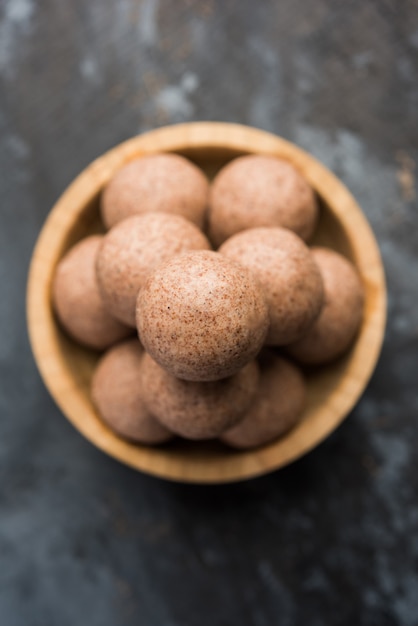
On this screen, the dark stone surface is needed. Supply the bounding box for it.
[1,1,418,624]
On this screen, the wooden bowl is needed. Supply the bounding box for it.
[27,122,386,483]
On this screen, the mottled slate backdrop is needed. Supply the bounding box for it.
[1,1,418,625]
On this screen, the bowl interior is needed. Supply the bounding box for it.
[28,123,386,483]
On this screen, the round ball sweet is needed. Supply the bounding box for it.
[136,250,269,381]
[208,155,318,247]
[140,353,259,440]
[101,153,209,229]
[219,227,324,346]
[96,213,211,327]
[52,236,132,350]
[287,248,364,364]
[221,351,306,449]
[91,339,172,444]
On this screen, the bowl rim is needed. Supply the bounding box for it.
[27,121,387,483]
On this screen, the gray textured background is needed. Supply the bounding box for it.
[1,1,418,625]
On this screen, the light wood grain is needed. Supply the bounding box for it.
[27,122,386,483]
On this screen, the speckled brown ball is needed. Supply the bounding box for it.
[136,250,269,381]
[287,247,364,364]
[140,353,259,440]
[52,236,132,350]
[208,155,318,247]
[96,213,211,327]
[101,153,209,229]
[221,351,306,449]
[91,339,172,444]
[219,227,324,346]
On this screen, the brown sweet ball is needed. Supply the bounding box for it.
[96,213,211,327]
[287,247,364,364]
[52,235,132,350]
[219,227,324,346]
[91,339,172,444]
[221,351,306,449]
[140,353,259,440]
[101,153,209,229]
[136,250,269,381]
[208,155,318,247]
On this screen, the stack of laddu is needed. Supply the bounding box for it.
[53,153,364,449]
